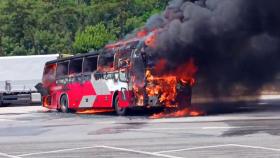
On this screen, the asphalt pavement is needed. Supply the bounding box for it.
[1,102,280,158]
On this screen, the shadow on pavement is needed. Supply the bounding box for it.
[192,99,280,116]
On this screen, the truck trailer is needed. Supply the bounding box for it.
[0,54,59,106]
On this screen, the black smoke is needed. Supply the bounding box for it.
[145,0,280,96]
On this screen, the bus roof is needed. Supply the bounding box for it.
[45,38,144,66]
[45,51,99,65]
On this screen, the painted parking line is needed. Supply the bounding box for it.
[0,152,22,158]
[110,126,254,132]
[155,144,280,154]
[0,119,14,122]
[154,144,233,154]
[14,143,280,158]
[17,145,182,158]
[101,145,183,158]
[230,144,280,152]
[17,146,101,157]
[201,126,242,129]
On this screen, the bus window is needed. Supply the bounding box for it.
[56,61,69,78]
[83,56,97,73]
[98,50,114,71]
[43,64,56,84]
[69,58,83,75]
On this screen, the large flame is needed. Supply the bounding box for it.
[146,58,197,107]
[145,58,203,119]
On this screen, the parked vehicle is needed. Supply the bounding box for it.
[0,54,59,106]
[38,37,193,115]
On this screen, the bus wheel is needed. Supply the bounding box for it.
[114,97,127,116]
[60,95,69,113]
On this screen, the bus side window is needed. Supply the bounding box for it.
[56,61,69,78]
[83,56,97,72]
[43,64,56,84]
[98,55,114,71]
[69,58,83,75]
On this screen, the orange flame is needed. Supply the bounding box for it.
[137,29,148,37]
[133,85,145,106]
[145,58,197,108]
[76,109,114,114]
[144,58,203,118]
[150,108,204,119]
[145,32,157,48]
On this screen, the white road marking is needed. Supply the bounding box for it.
[8,143,280,157]
[155,144,280,154]
[0,119,13,122]
[95,121,117,124]
[0,106,44,115]
[17,146,101,157]
[258,102,268,105]
[0,152,22,158]
[17,145,182,158]
[259,94,280,100]
[154,144,233,154]
[230,144,280,152]
[111,126,254,131]
[101,145,183,158]
[202,126,242,129]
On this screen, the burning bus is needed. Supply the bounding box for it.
[38,32,196,115]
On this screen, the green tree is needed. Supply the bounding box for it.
[0,0,168,56]
[73,23,116,53]
[34,30,71,54]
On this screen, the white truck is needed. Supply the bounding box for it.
[0,54,59,106]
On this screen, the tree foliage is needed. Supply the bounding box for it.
[0,0,168,56]
[73,23,116,53]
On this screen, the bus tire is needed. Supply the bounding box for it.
[60,95,70,113]
[114,97,127,116]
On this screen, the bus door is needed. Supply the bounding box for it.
[117,57,133,108]
[55,61,70,109]
[67,58,83,109]
[129,47,146,106]
[81,56,98,108]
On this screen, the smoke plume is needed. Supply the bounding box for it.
[145,0,280,95]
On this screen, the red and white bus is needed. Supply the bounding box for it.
[38,38,194,115]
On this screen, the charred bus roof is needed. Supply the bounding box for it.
[45,51,99,65]
[105,38,141,49]
[45,38,145,66]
